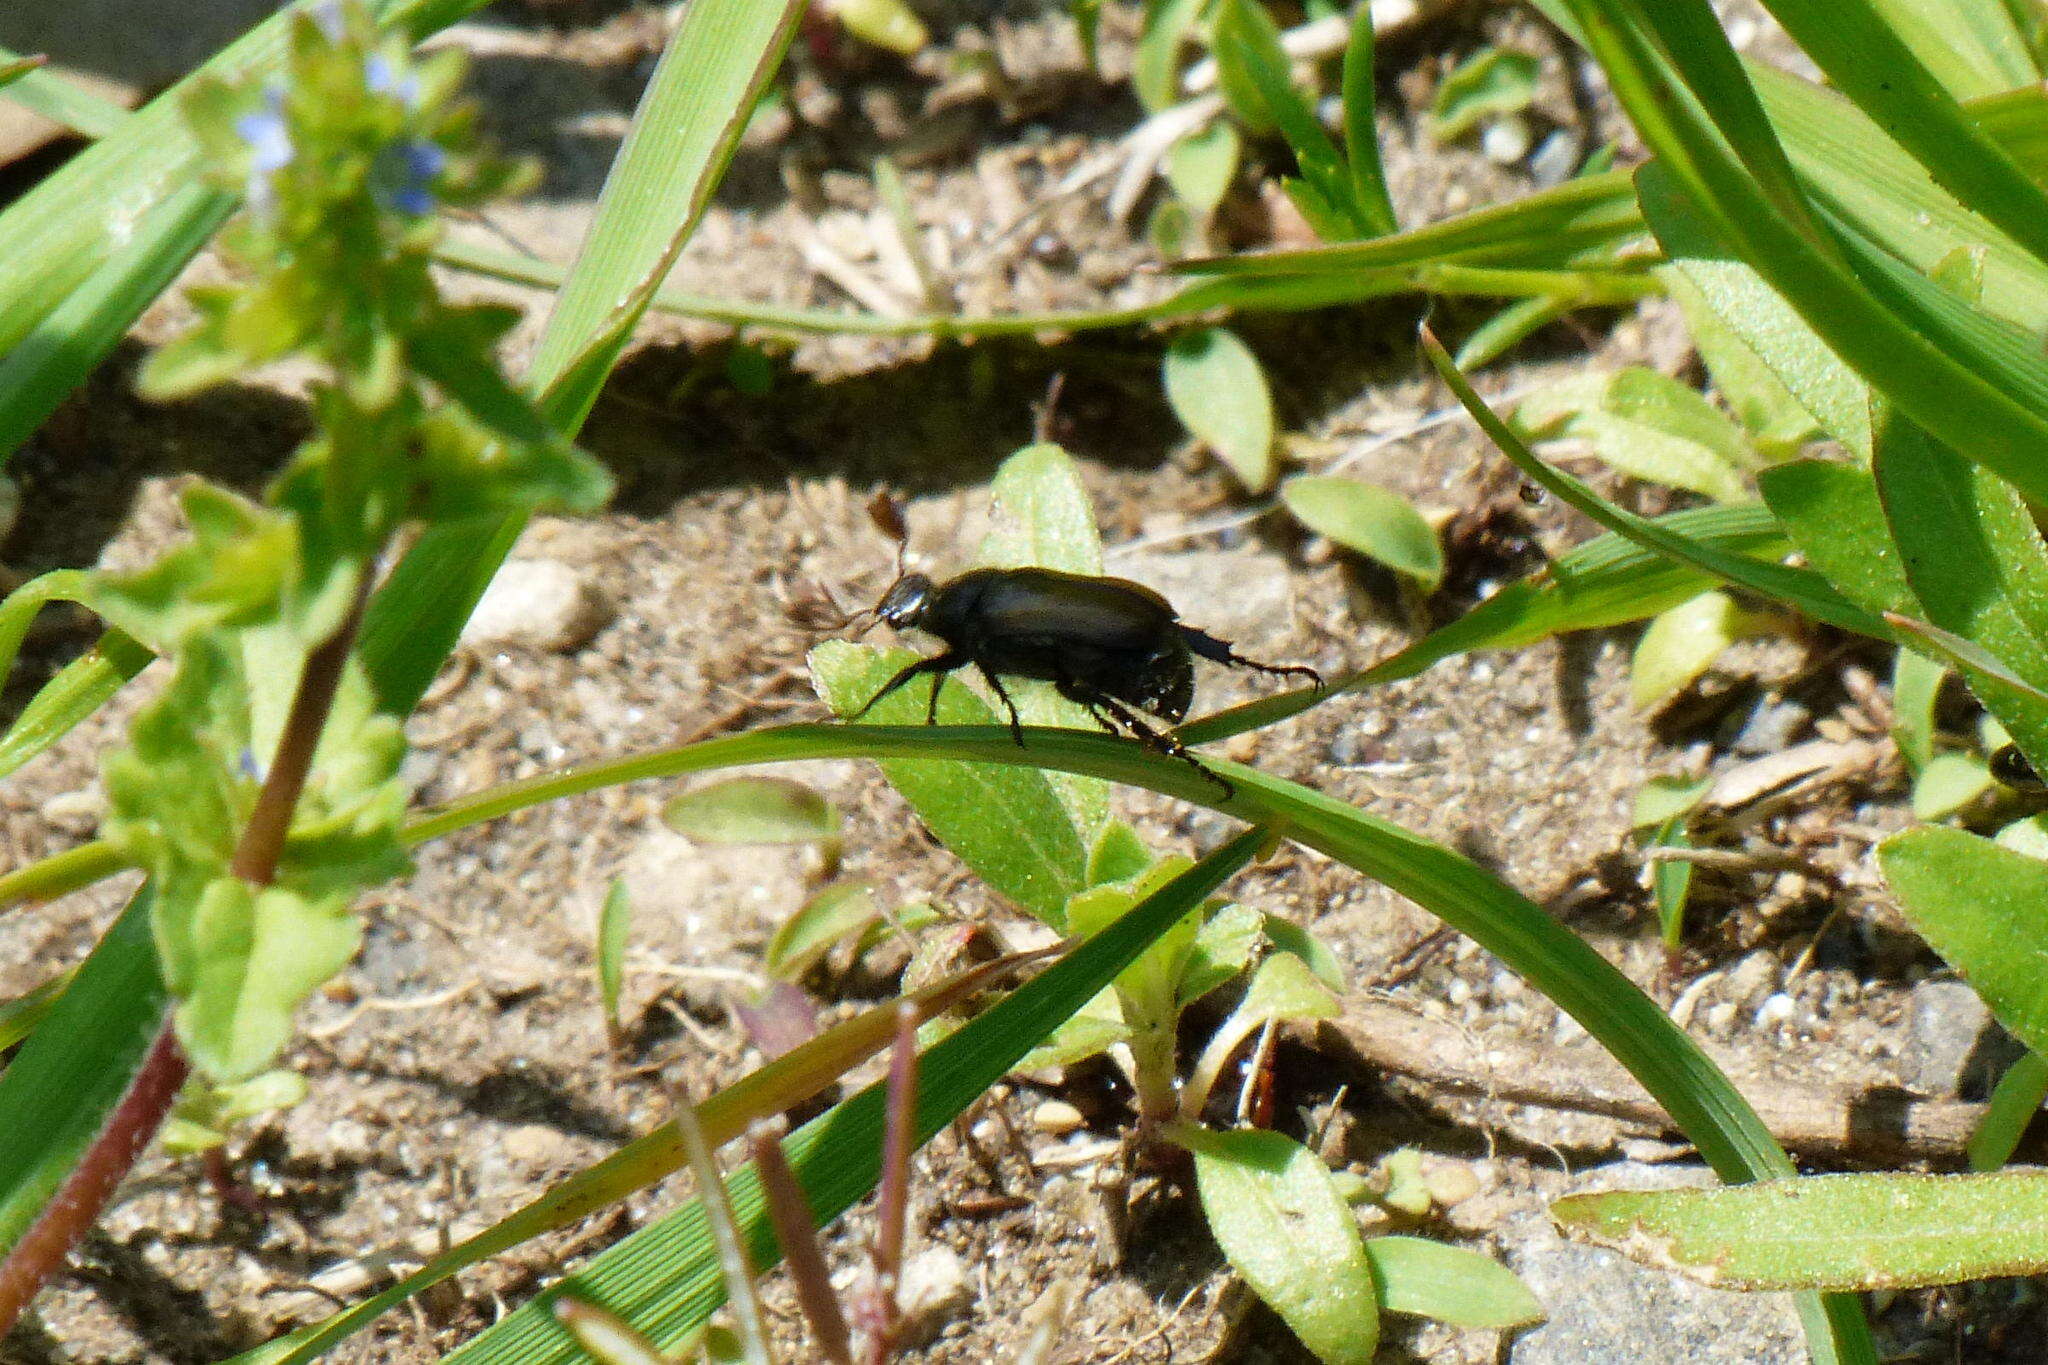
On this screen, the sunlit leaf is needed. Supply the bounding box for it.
[662,776,839,845]
[1164,326,1275,491]
[1365,1235,1544,1328]
[1279,475,1444,589]
[1432,46,1539,142]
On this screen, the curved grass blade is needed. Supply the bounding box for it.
[226,945,1065,1365]
[0,630,153,782]
[1182,502,1791,744]
[234,830,1265,1365]
[0,45,127,139]
[1419,327,1885,636]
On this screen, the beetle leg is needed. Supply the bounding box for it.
[1056,679,1236,800]
[975,664,1027,746]
[847,650,968,723]
[1178,626,1324,691]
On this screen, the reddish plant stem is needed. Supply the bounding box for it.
[0,579,373,1337]
[0,1027,190,1332]
[863,1000,920,1364]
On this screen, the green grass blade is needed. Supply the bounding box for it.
[1867,0,2038,95]
[1758,0,2048,268]
[0,891,163,1253]
[0,46,128,138]
[0,183,234,464]
[359,0,805,718]
[1183,502,1789,743]
[1176,169,1643,277]
[1340,2,1397,236]
[1969,1051,2048,1171]
[1421,328,1887,636]
[1568,0,2048,505]
[1871,416,2048,777]
[0,630,153,782]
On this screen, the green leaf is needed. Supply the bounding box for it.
[763,881,880,981]
[1279,475,1444,589]
[1178,900,1264,1007]
[85,484,300,652]
[162,1068,308,1155]
[832,0,927,53]
[1214,0,1369,238]
[1364,1235,1545,1328]
[1339,1,1397,237]
[1164,327,1276,491]
[1515,368,1759,503]
[1873,414,2048,783]
[1757,459,1912,615]
[1134,0,1205,113]
[178,880,363,1082]
[1968,1050,2048,1172]
[1261,913,1344,988]
[1629,590,1761,710]
[1661,263,1819,456]
[0,628,153,781]
[0,971,70,1056]
[1177,1126,1379,1364]
[0,893,164,1257]
[1881,827,2048,1057]
[1632,775,1711,830]
[808,640,1087,924]
[662,776,839,845]
[1087,819,1154,886]
[1230,948,1340,1027]
[1553,1170,2048,1291]
[975,442,1111,837]
[597,876,631,1040]
[1910,751,1994,820]
[1994,814,2048,859]
[1167,121,1241,221]
[1432,47,1539,142]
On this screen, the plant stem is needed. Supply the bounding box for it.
[0,578,372,1336]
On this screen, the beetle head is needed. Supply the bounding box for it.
[875,573,934,630]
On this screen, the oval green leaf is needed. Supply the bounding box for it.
[662,775,838,845]
[1178,1125,1379,1364]
[1164,327,1275,492]
[1364,1235,1544,1329]
[1280,475,1443,589]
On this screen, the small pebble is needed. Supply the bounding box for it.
[460,560,612,653]
[895,1247,971,1345]
[1032,1100,1086,1136]
[1482,114,1532,165]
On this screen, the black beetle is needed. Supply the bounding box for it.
[845,561,1322,795]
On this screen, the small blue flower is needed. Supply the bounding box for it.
[385,138,446,215]
[236,109,293,174]
[364,53,422,106]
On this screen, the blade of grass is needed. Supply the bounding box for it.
[366,718,1833,1356]
[358,0,805,718]
[1418,325,1887,636]
[1340,1,1397,236]
[228,947,1054,1365]
[1757,0,2048,268]
[0,46,128,138]
[0,629,153,782]
[1182,502,1792,743]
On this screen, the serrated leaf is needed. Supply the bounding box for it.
[764,880,880,982]
[1554,1171,2048,1291]
[1087,819,1154,887]
[1164,327,1275,491]
[1630,590,1759,711]
[1366,1235,1542,1326]
[179,878,363,1082]
[1280,475,1443,588]
[662,775,839,845]
[1432,47,1539,143]
[1178,1125,1379,1364]
[1232,948,1340,1027]
[1167,121,1241,221]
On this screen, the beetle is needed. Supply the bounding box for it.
[845,561,1322,796]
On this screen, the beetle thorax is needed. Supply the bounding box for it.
[875,572,934,629]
